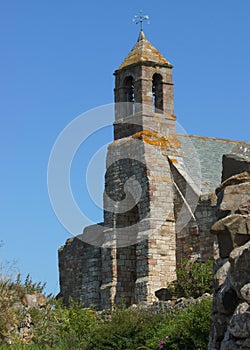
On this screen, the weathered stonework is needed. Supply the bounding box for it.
[209,152,250,350]
[58,31,250,310]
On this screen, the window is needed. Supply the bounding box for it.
[123,76,135,115]
[152,73,163,113]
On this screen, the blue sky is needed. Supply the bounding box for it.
[0,0,249,295]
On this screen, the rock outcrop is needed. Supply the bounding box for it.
[209,149,250,350]
[1,291,47,345]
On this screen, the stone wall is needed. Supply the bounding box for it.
[58,230,102,309]
[170,159,216,264]
[209,151,250,350]
[175,195,217,264]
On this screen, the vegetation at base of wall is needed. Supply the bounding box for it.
[0,297,212,350]
[83,297,212,350]
[145,296,212,350]
[0,259,213,350]
[85,306,162,350]
[167,258,213,299]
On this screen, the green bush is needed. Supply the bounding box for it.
[85,306,161,350]
[0,255,213,349]
[167,259,213,298]
[56,299,98,349]
[0,279,19,343]
[146,296,212,350]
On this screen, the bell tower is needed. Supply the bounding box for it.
[100,31,177,308]
[113,30,176,140]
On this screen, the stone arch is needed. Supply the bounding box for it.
[152,73,163,113]
[122,75,135,116]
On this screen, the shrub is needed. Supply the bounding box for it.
[85,306,161,350]
[146,296,213,350]
[167,259,213,298]
[0,278,19,343]
[56,299,98,349]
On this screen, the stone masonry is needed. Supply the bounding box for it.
[58,30,250,310]
[209,148,250,350]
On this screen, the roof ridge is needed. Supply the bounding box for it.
[177,134,250,144]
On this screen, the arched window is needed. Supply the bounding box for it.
[152,73,163,113]
[123,76,135,115]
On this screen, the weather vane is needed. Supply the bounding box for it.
[133,10,150,31]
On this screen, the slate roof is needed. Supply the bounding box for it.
[117,30,172,71]
[174,135,250,194]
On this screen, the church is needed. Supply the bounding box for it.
[58,29,249,309]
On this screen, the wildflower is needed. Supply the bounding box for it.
[158,339,164,349]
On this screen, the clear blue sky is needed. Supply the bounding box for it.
[0,0,249,295]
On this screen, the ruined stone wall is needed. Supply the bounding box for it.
[58,231,102,309]
[209,152,250,350]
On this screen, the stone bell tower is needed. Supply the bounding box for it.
[113,30,176,140]
[100,30,177,308]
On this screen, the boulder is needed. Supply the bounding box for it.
[237,198,250,215]
[19,313,33,343]
[216,171,250,195]
[211,215,250,258]
[209,313,229,349]
[214,261,231,291]
[220,329,241,350]
[229,241,250,293]
[240,283,250,304]
[22,292,47,308]
[221,337,239,350]
[235,338,250,348]
[209,149,250,350]
[217,182,250,218]
[155,288,172,301]
[216,279,238,315]
[228,302,250,338]
[222,153,250,182]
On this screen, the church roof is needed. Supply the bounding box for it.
[175,135,250,194]
[117,30,172,71]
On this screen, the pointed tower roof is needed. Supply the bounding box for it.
[116,30,172,71]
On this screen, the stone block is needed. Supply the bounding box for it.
[216,171,250,195]
[222,153,250,182]
[211,214,250,258]
[217,182,250,218]
[240,283,250,303]
[229,240,250,294]
[228,302,250,338]
[214,261,231,291]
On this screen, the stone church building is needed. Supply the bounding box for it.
[58,30,249,309]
